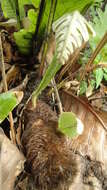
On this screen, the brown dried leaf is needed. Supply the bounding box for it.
[38,33,56,65]
[61,90,107,164]
[3,40,13,63]
[0,65,20,93]
[0,63,11,74]
[0,128,25,190]
[88,84,107,110]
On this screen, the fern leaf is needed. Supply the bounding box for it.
[14,9,37,55]
[52,11,96,65]
[18,0,33,20]
[32,12,95,103]
[0,0,17,19]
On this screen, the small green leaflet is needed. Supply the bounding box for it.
[58,112,78,138]
[0,0,34,20]
[0,91,23,123]
[103,68,107,74]
[18,0,33,20]
[79,81,87,95]
[14,9,37,54]
[94,68,104,88]
[14,29,33,55]
[103,68,107,81]
[104,73,107,81]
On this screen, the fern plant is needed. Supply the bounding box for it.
[31,11,90,138]
[0,0,17,19]
[32,11,95,104]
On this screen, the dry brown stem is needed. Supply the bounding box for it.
[0,32,16,144]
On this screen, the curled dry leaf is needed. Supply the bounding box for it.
[2,40,13,63]
[65,80,79,91]
[0,19,17,28]
[88,84,107,111]
[0,65,20,93]
[0,63,11,74]
[0,128,25,190]
[13,74,29,92]
[86,84,93,97]
[61,90,107,165]
[13,91,24,103]
[38,33,56,74]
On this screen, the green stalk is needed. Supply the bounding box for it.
[32,53,61,106]
[34,0,46,40]
[16,0,22,29]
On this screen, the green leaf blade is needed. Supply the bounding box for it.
[14,29,33,54]
[0,0,17,19]
[32,54,61,105]
[79,81,87,95]
[0,91,23,123]
[58,112,78,138]
[28,9,38,32]
[94,68,104,88]
[18,0,34,20]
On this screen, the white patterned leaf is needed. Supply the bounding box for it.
[52,11,96,65]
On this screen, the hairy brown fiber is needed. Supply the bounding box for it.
[22,100,77,190]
